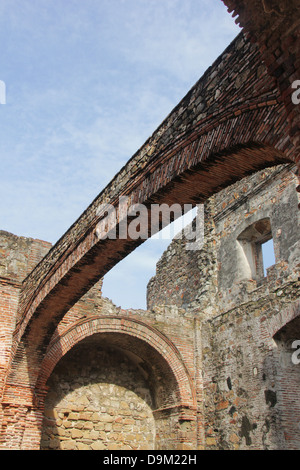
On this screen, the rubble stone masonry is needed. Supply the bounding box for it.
[148,163,300,449]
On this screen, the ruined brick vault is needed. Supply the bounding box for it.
[0,0,299,451]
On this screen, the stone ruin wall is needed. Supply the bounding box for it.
[147,163,299,316]
[0,233,53,408]
[0,163,299,450]
[0,230,198,450]
[147,162,300,449]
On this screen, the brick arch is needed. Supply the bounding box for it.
[13,115,293,361]
[36,316,196,411]
[6,32,296,403]
[9,125,293,399]
[266,299,300,340]
[255,299,300,355]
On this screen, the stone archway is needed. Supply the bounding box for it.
[37,317,197,450]
[41,335,156,450]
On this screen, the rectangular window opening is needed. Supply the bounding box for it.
[261,238,275,277]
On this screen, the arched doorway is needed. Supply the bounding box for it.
[38,317,197,450]
[41,335,156,450]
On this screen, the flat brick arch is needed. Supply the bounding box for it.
[12,122,293,383]
[36,316,196,411]
[4,32,297,414]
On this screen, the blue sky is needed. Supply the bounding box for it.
[0,0,240,309]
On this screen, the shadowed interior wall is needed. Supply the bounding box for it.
[41,338,155,450]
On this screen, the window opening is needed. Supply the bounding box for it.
[261,238,275,277]
[237,218,275,285]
